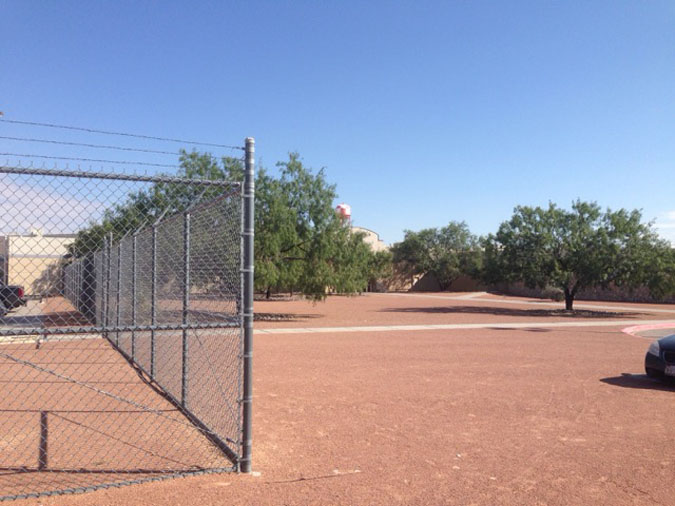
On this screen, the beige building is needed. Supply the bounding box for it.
[1,230,75,295]
[350,226,394,292]
[351,226,388,252]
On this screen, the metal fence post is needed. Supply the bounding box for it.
[115,241,122,346]
[181,212,191,408]
[151,225,157,379]
[38,411,48,471]
[241,137,255,473]
[104,233,112,341]
[81,254,96,324]
[97,253,103,327]
[131,234,137,360]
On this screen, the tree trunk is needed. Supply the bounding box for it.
[564,288,574,311]
[266,287,271,299]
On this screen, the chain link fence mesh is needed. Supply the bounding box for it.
[0,167,246,500]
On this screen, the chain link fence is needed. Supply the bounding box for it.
[0,148,254,500]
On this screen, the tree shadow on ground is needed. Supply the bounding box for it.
[254,313,322,322]
[600,373,675,392]
[155,309,322,323]
[380,305,642,319]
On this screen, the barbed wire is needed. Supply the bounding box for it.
[0,135,183,156]
[0,121,248,182]
[0,118,244,151]
[0,152,179,168]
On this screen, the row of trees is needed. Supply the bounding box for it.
[68,151,674,309]
[392,201,675,310]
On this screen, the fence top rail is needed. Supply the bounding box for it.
[0,165,242,187]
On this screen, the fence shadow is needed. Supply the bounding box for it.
[0,337,234,500]
[42,311,92,327]
[380,305,641,319]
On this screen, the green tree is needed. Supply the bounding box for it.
[483,200,673,310]
[391,221,481,291]
[172,151,373,298]
[68,150,237,258]
[640,240,675,300]
[255,153,373,298]
[68,150,374,300]
[366,249,394,291]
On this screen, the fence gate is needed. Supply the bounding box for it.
[0,139,254,500]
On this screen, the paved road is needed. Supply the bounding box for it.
[0,299,44,328]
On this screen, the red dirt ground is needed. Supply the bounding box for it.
[253,292,672,328]
[13,293,675,505]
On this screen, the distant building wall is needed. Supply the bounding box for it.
[0,236,7,285]
[408,273,485,292]
[410,272,441,291]
[351,226,388,252]
[6,233,75,295]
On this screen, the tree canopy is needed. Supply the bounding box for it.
[482,200,673,309]
[68,150,377,300]
[390,221,481,291]
[253,153,376,298]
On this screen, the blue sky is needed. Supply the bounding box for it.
[1,1,674,244]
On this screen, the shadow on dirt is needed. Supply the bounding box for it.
[0,312,89,329]
[600,373,675,392]
[0,314,44,327]
[254,313,322,322]
[380,306,641,319]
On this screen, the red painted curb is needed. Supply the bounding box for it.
[622,322,675,337]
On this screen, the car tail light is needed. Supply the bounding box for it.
[17,288,24,298]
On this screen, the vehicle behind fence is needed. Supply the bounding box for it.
[0,138,254,501]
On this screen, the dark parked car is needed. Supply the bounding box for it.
[0,283,26,317]
[645,334,675,379]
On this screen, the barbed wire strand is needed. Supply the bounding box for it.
[0,152,179,168]
[0,135,184,156]
[0,118,244,151]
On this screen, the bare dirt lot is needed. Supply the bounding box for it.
[12,293,675,505]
